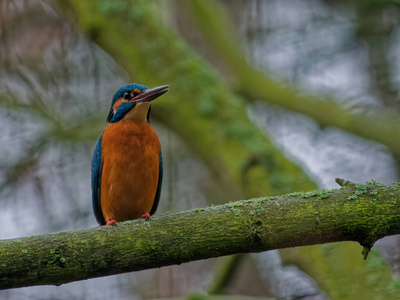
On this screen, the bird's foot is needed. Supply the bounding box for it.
[142,213,150,221]
[106,219,117,226]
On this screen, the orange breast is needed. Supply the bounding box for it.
[100,120,161,222]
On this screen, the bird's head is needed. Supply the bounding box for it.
[107,83,169,123]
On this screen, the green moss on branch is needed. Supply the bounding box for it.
[0,182,399,290]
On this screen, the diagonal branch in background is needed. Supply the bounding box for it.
[183,0,400,158]
[1,181,399,290]
[53,0,317,200]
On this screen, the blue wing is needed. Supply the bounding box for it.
[91,133,106,225]
[149,150,163,216]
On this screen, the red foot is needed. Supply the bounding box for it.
[142,213,150,221]
[106,219,117,226]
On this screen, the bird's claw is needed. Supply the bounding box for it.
[106,219,117,226]
[142,213,150,221]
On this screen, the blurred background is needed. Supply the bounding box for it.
[0,0,400,299]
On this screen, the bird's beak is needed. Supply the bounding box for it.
[132,85,169,103]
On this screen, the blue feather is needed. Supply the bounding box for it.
[91,133,106,225]
[150,150,163,216]
[109,101,136,123]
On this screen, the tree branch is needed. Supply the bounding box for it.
[1,181,399,290]
[183,0,400,158]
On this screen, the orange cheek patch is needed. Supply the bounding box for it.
[113,99,127,111]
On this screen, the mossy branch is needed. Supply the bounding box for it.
[1,181,399,290]
[183,0,400,158]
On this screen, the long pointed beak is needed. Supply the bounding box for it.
[132,85,169,103]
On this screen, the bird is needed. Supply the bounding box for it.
[91,83,169,226]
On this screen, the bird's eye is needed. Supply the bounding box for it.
[123,92,131,100]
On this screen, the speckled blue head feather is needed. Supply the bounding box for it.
[107,83,149,122]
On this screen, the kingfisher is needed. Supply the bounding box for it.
[91,83,169,226]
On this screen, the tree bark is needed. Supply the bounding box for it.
[1,181,399,290]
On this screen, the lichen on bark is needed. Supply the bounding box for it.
[0,182,399,290]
